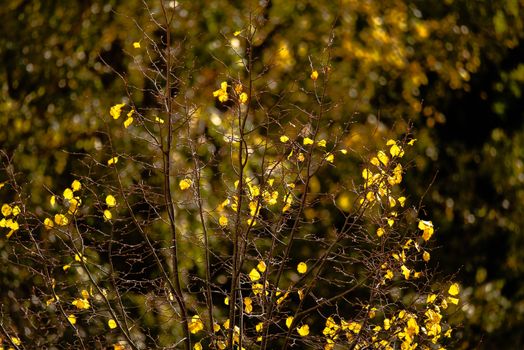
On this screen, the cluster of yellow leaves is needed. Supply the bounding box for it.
[72,289,91,310]
[418,220,434,241]
[383,235,434,284]
[62,252,87,272]
[364,138,437,286]
[320,316,364,349]
[360,139,412,211]
[244,297,253,314]
[110,102,135,128]
[361,289,456,349]
[213,82,229,102]
[188,315,204,334]
[283,134,337,166]
[284,316,309,336]
[107,156,119,166]
[217,177,284,226]
[103,194,117,222]
[1,202,21,238]
[398,315,419,349]
[43,180,84,231]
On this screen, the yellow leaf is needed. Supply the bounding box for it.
[133,41,141,48]
[376,227,385,237]
[194,343,202,350]
[257,260,267,273]
[277,291,289,305]
[249,268,261,281]
[297,324,310,337]
[448,296,459,305]
[75,253,86,263]
[124,117,133,128]
[6,228,15,238]
[239,92,248,104]
[427,294,437,303]
[12,205,20,216]
[188,315,204,334]
[54,214,69,226]
[108,319,117,329]
[448,283,460,296]
[418,220,434,241]
[11,337,21,346]
[311,70,319,81]
[81,289,89,299]
[110,103,126,119]
[106,195,117,208]
[219,215,228,227]
[72,298,90,310]
[303,137,314,145]
[388,197,396,208]
[44,218,54,229]
[389,143,404,158]
[2,203,12,216]
[377,151,389,165]
[71,180,82,192]
[68,198,80,214]
[297,262,307,274]
[401,265,410,280]
[103,209,112,221]
[50,195,56,207]
[280,135,289,143]
[67,314,77,325]
[386,139,396,146]
[179,178,192,190]
[286,316,294,329]
[234,83,243,93]
[244,298,253,313]
[423,251,430,262]
[252,283,265,296]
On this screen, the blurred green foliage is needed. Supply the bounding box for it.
[1,0,524,348]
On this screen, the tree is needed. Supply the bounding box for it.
[0,2,462,349]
